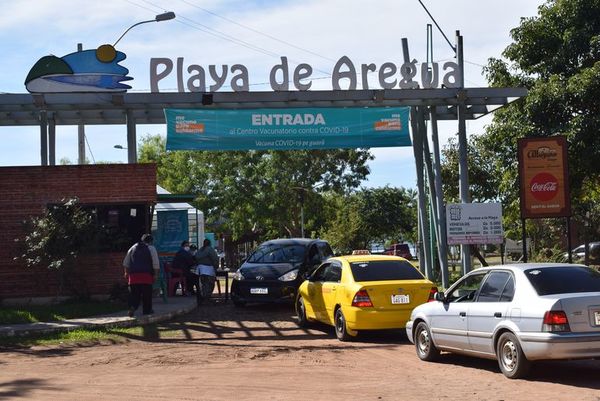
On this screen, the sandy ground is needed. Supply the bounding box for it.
[1,302,600,401]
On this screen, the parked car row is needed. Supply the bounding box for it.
[296,254,436,341]
[407,263,600,379]
[230,238,600,379]
[230,238,333,307]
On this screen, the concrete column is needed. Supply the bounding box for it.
[126,110,137,163]
[48,113,56,166]
[456,31,471,275]
[430,108,449,288]
[411,107,432,278]
[39,110,48,166]
[418,108,434,280]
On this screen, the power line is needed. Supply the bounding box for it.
[127,74,332,92]
[416,0,455,53]
[178,0,338,63]
[126,0,482,91]
[128,0,332,76]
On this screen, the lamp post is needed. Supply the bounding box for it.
[110,12,175,164]
[292,183,324,238]
[113,11,176,47]
[114,144,127,150]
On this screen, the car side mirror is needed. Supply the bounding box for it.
[434,292,446,303]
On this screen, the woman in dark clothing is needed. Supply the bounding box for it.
[194,239,219,303]
[172,240,197,295]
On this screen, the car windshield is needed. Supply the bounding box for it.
[350,260,424,282]
[525,265,600,295]
[247,244,306,264]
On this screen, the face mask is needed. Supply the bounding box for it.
[184,246,190,252]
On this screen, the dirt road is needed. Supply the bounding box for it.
[1,303,599,401]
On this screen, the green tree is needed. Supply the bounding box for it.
[322,187,417,253]
[138,134,373,241]
[458,0,600,251]
[440,136,503,204]
[14,198,98,297]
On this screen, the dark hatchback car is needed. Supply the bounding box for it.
[231,238,333,306]
[383,243,413,260]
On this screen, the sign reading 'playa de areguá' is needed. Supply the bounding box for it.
[165,107,410,151]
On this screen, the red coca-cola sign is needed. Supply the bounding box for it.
[518,137,570,218]
[529,172,558,201]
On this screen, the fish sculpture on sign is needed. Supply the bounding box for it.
[25,44,132,93]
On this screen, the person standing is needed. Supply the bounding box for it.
[194,239,219,304]
[172,240,197,295]
[123,234,160,316]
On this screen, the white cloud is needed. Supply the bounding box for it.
[0,0,542,188]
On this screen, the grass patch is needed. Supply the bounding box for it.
[0,324,180,348]
[0,299,127,325]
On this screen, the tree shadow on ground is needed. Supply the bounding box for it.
[434,352,600,390]
[0,378,58,398]
[108,302,407,352]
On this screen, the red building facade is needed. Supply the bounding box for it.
[0,164,156,303]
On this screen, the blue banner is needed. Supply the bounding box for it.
[155,210,189,253]
[165,107,411,151]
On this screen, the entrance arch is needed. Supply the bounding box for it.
[0,86,527,287]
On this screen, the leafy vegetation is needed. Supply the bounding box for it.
[0,300,127,325]
[0,324,179,348]
[322,187,417,253]
[139,134,419,250]
[14,198,100,297]
[442,0,600,255]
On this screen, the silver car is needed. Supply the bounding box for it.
[405,263,600,379]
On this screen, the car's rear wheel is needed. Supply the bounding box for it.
[415,322,440,361]
[296,296,309,327]
[334,308,355,341]
[496,332,531,379]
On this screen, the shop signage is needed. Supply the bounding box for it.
[518,136,570,218]
[26,45,461,94]
[150,56,460,93]
[446,203,504,245]
[165,107,410,151]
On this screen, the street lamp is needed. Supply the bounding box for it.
[114,144,127,150]
[113,11,176,47]
[292,183,325,238]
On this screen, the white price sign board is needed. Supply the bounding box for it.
[446,203,504,245]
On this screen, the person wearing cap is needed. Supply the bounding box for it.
[122,234,160,316]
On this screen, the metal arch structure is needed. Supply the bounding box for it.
[0,88,524,126]
[0,86,527,286]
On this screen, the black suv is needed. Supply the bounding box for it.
[231,238,333,306]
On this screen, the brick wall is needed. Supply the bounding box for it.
[0,164,156,302]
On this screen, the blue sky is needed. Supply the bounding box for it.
[0,0,541,188]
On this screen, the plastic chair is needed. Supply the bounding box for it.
[164,261,187,296]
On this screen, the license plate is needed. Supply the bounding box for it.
[391,294,410,304]
[595,311,600,326]
[250,288,268,295]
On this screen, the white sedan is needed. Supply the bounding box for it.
[406,263,600,379]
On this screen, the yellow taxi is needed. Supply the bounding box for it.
[296,254,437,341]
